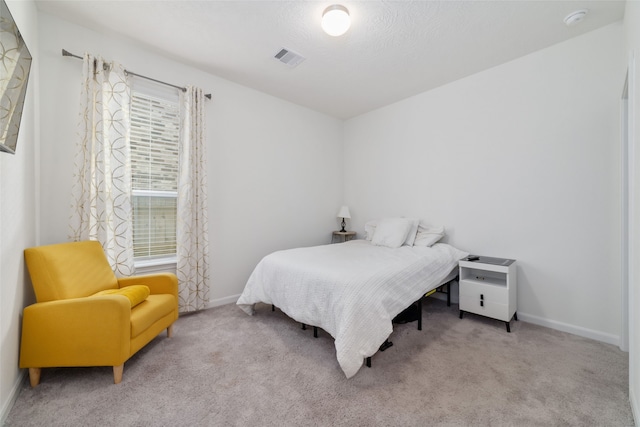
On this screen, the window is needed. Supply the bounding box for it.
[129,83,180,261]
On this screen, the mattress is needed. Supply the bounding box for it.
[237,239,467,378]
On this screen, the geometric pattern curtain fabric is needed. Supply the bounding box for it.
[68,53,211,311]
[69,54,135,277]
[176,86,211,312]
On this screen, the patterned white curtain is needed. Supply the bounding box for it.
[176,86,210,312]
[69,54,135,277]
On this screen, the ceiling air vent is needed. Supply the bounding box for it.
[274,48,306,68]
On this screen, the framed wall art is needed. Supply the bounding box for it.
[0,0,32,154]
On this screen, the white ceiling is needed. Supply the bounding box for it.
[35,0,626,119]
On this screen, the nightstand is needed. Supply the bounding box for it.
[331,231,356,243]
[458,256,517,332]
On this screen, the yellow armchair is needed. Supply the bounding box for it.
[20,241,179,386]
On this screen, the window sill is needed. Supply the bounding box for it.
[134,256,177,275]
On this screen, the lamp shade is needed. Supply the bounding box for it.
[322,5,351,37]
[337,206,351,219]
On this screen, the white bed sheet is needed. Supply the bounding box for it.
[237,240,467,378]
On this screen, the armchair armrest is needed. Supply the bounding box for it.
[118,273,178,298]
[20,297,131,369]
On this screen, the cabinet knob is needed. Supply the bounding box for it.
[480,300,484,307]
[480,294,484,300]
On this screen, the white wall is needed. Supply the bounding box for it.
[0,1,39,423]
[344,23,626,344]
[37,13,344,304]
[624,0,640,422]
[1,6,631,423]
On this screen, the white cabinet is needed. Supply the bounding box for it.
[458,256,517,332]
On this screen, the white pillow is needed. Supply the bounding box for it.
[413,224,445,247]
[403,218,419,246]
[364,220,378,241]
[365,218,419,245]
[371,218,412,248]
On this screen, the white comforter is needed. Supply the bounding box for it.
[237,240,467,378]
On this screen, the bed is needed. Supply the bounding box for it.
[237,233,468,378]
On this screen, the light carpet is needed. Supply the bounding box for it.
[5,298,634,426]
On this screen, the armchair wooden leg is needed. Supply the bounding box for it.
[28,368,41,387]
[167,324,174,338]
[113,364,124,384]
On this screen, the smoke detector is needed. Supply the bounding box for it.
[273,48,306,68]
[564,9,588,26]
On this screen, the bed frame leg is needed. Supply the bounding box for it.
[448,280,454,307]
[417,298,423,331]
[379,340,393,351]
[301,323,306,330]
[366,357,371,368]
[313,326,318,338]
[272,304,275,311]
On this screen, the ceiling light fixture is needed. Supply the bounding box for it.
[563,9,588,26]
[322,4,351,37]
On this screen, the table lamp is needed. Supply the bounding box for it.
[337,206,351,232]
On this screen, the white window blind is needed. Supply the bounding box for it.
[130,87,180,260]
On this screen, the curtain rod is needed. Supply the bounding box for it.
[62,49,212,100]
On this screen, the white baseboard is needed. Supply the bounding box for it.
[631,386,640,426]
[516,312,620,347]
[0,370,26,425]
[203,292,622,349]
[428,288,621,347]
[205,292,622,348]
[631,388,640,427]
[428,294,619,346]
[205,294,241,309]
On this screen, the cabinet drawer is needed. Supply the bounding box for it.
[460,298,510,321]
[459,280,508,302]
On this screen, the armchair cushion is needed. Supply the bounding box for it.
[24,241,118,302]
[130,294,178,338]
[93,285,150,308]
